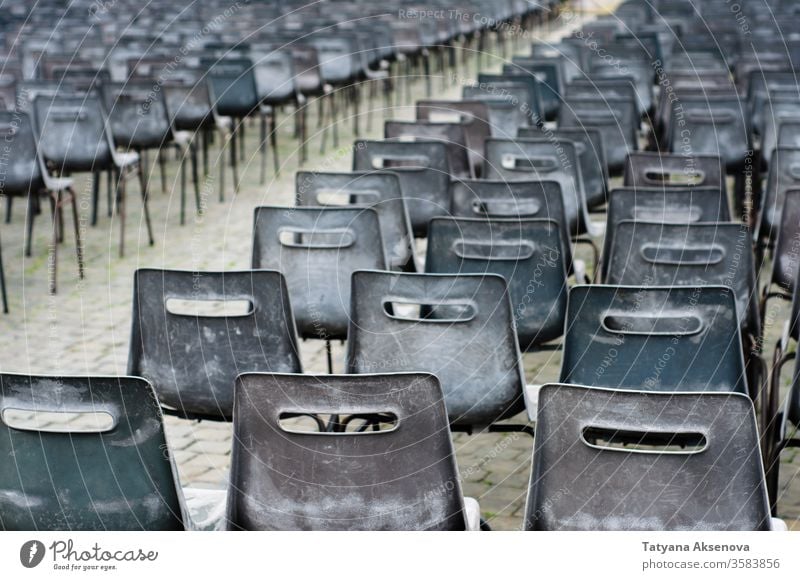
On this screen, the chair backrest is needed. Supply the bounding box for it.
[426,217,567,349]
[226,372,467,531]
[560,285,747,393]
[306,33,360,85]
[416,100,491,177]
[558,95,638,174]
[605,221,760,337]
[601,186,732,280]
[201,56,259,117]
[346,270,525,427]
[385,120,472,179]
[760,147,800,246]
[760,99,800,164]
[449,179,573,270]
[484,137,590,237]
[102,81,172,150]
[32,93,114,173]
[526,383,771,530]
[669,97,750,170]
[462,84,532,139]
[624,152,725,192]
[0,111,45,195]
[506,58,564,119]
[352,140,450,237]
[519,126,608,208]
[771,188,800,293]
[295,170,414,271]
[250,46,296,104]
[252,206,386,340]
[128,269,302,420]
[0,373,184,530]
[477,73,543,122]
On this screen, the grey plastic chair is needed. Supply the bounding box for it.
[526,383,773,530]
[252,206,386,343]
[226,372,474,531]
[462,84,532,139]
[385,120,472,179]
[346,270,528,431]
[128,268,302,421]
[449,179,574,274]
[484,138,597,238]
[558,95,638,175]
[758,147,800,250]
[623,152,726,193]
[0,373,185,530]
[600,187,732,281]
[560,285,748,394]
[353,140,450,237]
[606,220,761,340]
[426,217,567,350]
[295,171,415,271]
[518,126,609,209]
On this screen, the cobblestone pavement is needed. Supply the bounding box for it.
[1,1,798,530]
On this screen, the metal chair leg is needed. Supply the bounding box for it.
[68,187,84,281]
[270,111,280,176]
[0,227,8,313]
[137,161,154,246]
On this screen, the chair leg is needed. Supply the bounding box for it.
[352,84,359,137]
[202,129,209,176]
[117,169,127,258]
[106,169,113,217]
[219,133,227,203]
[68,187,84,281]
[260,112,267,185]
[137,163,154,246]
[191,142,201,214]
[270,111,280,176]
[180,146,187,226]
[48,191,59,294]
[331,90,339,148]
[299,101,307,165]
[5,195,11,223]
[0,227,8,313]
[158,149,167,193]
[25,194,36,257]
[230,122,239,193]
[91,171,100,226]
[326,340,333,374]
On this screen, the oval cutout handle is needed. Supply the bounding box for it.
[472,198,542,217]
[3,408,117,433]
[453,239,535,261]
[279,412,398,434]
[788,164,800,180]
[643,169,705,186]
[501,154,559,172]
[640,244,725,266]
[314,189,380,206]
[686,110,736,123]
[278,227,356,249]
[166,298,254,318]
[371,155,430,170]
[382,300,477,323]
[602,314,704,336]
[633,206,703,223]
[581,426,707,454]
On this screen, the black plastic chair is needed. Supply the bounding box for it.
[758,147,800,251]
[601,186,732,281]
[484,138,600,243]
[449,179,575,276]
[560,284,748,393]
[426,217,567,350]
[385,120,472,179]
[352,140,450,237]
[416,100,492,178]
[251,206,386,364]
[558,95,638,176]
[128,268,302,421]
[295,171,415,271]
[346,270,529,433]
[462,84,533,139]
[526,383,774,530]
[0,111,81,299]
[226,372,477,531]
[0,373,185,530]
[33,93,145,259]
[518,126,609,208]
[623,152,726,192]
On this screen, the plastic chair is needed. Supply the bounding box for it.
[623,152,726,193]
[295,170,415,271]
[0,373,185,530]
[526,383,774,530]
[353,140,450,237]
[560,285,748,393]
[226,372,478,531]
[128,268,302,421]
[385,120,472,179]
[426,217,567,350]
[346,270,528,432]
